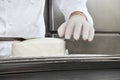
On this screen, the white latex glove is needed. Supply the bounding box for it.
[57,15,95,41]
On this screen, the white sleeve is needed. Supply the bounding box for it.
[55,0,93,25]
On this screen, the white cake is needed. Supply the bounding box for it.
[12,38,66,57]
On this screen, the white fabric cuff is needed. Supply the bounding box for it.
[56,0,93,25]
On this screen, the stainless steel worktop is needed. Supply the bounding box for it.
[0,69,120,80]
[0,56,120,74]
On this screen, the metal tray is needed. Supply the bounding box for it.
[0,55,120,74]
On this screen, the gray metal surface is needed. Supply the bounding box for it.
[0,69,120,80]
[66,34,120,55]
[0,56,120,74]
[51,0,120,32]
[0,37,26,41]
[87,0,120,32]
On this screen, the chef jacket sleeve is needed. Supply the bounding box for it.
[54,0,93,25]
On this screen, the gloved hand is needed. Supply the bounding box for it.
[57,12,95,42]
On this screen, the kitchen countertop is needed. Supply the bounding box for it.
[0,69,120,80]
[0,56,120,80]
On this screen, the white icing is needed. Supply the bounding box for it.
[12,38,66,57]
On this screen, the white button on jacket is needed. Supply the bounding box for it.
[0,0,93,56]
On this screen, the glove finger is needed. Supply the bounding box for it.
[82,22,90,40]
[65,21,74,39]
[88,27,95,42]
[73,22,82,40]
[57,22,67,37]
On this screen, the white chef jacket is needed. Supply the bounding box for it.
[0,0,93,56]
